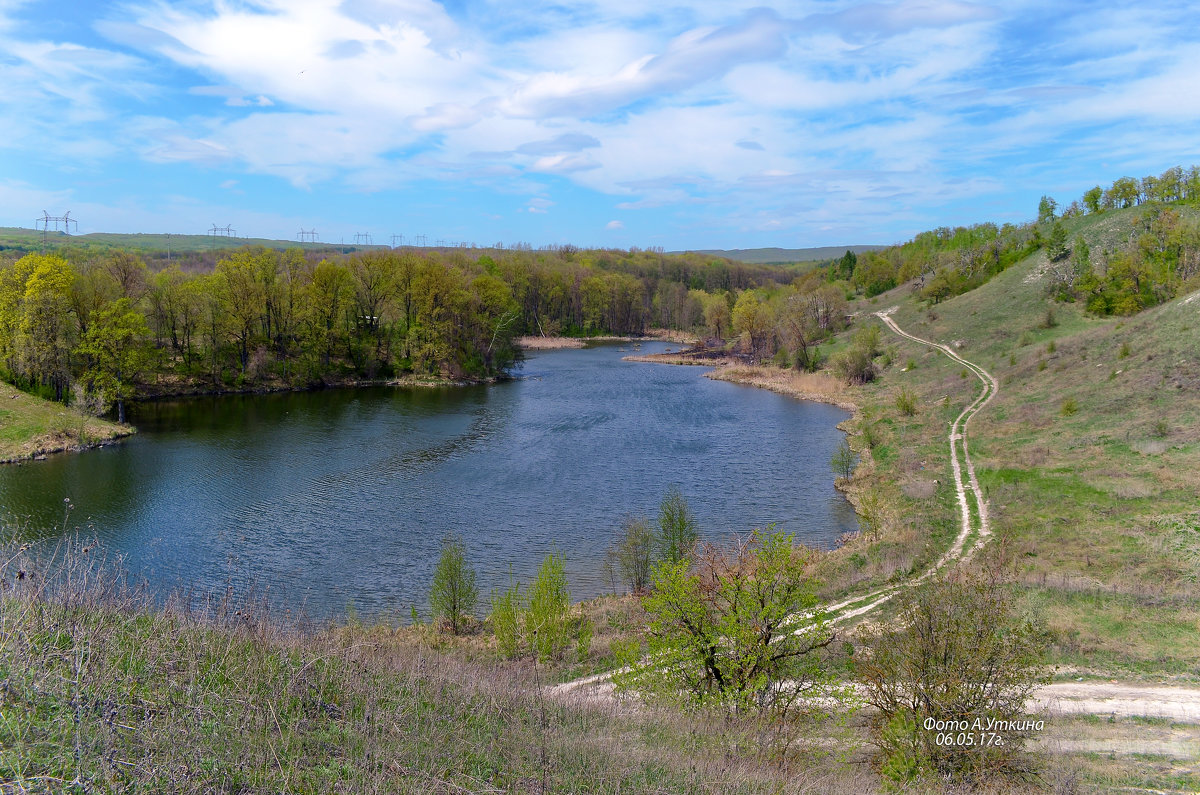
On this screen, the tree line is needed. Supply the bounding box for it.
[0,244,795,415]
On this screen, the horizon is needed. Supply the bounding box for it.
[1,1,1197,250]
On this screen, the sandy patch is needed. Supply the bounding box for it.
[516,336,587,350]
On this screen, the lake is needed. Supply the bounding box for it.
[0,342,857,620]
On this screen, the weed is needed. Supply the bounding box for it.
[1061,397,1079,416]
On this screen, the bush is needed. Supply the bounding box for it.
[894,386,917,416]
[490,576,523,658]
[859,417,880,449]
[1060,397,1078,416]
[606,516,655,594]
[857,568,1049,785]
[616,529,841,716]
[831,346,877,384]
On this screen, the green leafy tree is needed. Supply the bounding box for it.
[657,485,698,565]
[1082,185,1103,214]
[830,439,856,480]
[857,567,1050,783]
[526,552,571,661]
[1046,220,1069,261]
[6,254,76,400]
[607,515,655,593]
[429,534,478,635]
[1036,195,1057,223]
[617,529,838,716]
[836,249,857,281]
[490,575,523,658]
[75,298,150,424]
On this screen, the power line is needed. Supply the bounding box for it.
[354,232,373,246]
[208,224,236,252]
[297,228,319,243]
[35,210,77,252]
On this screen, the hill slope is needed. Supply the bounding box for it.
[845,205,1200,678]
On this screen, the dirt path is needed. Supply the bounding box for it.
[820,310,998,623]
[556,315,1200,727]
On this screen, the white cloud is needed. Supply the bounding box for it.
[605,219,624,230]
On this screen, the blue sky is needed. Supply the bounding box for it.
[1,1,1198,250]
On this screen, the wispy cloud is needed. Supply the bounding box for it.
[0,1,1197,247]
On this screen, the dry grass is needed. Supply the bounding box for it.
[515,336,588,350]
[707,365,857,411]
[0,538,882,794]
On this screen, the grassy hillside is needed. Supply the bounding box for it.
[682,245,886,264]
[0,380,130,462]
[0,226,369,258]
[827,204,1200,678]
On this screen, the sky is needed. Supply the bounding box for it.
[1,1,1198,251]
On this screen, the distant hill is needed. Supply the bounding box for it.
[0,227,383,257]
[679,245,887,264]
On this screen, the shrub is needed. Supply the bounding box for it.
[607,515,655,594]
[831,346,877,384]
[859,418,879,449]
[857,568,1050,785]
[490,576,524,658]
[1118,341,1131,358]
[616,529,841,716]
[1060,397,1078,416]
[895,386,917,416]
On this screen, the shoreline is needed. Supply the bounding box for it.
[518,329,699,350]
[0,430,136,465]
[621,350,858,412]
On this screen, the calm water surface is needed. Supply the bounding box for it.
[0,343,857,619]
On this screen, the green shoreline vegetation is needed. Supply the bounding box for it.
[5,165,1200,791]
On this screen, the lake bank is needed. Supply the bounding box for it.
[0,381,133,464]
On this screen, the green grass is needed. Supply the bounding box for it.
[0,381,130,462]
[830,208,1200,676]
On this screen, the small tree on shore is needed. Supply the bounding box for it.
[830,440,856,480]
[607,515,655,594]
[429,534,478,635]
[657,485,699,564]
